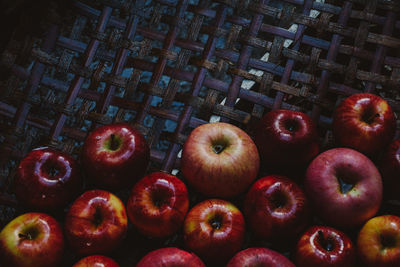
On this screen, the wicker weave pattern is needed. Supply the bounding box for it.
[0,0,399,239]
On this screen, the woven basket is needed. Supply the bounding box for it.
[0,0,399,265]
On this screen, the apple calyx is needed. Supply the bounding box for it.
[317,230,334,252]
[380,233,396,249]
[105,134,122,151]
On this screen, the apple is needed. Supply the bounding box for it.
[181,122,259,198]
[136,247,205,267]
[126,171,189,238]
[357,215,400,267]
[254,109,319,171]
[295,226,355,267]
[0,212,64,267]
[333,93,396,156]
[244,175,310,243]
[305,148,382,228]
[14,148,82,211]
[379,139,400,200]
[183,199,245,265]
[72,255,119,267]
[227,247,295,267]
[81,123,150,190]
[65,190,128,255]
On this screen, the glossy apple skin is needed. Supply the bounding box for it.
[255,109,319,170]
[14,148,82,211]
[82,123,150,190]
[295,226,355,267]
[379,139,400,200]
[127,172,189,238]
[181,122,259,198]
[227,247,295,267]
[305,148,382,228]
[65,190,128,255]
[0,212,64,267]
[244,175,310,243]
[72,255,119,267]
[358,215,400,267]
[333,93,396,156]
[183,199,245,265]
[136,247,205,267]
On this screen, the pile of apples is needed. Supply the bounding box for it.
[1,92,400,267]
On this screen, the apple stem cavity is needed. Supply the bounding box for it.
[362,109,380,124]
[19,227,39,241]
[318,230,334,252]
[93,208,103,227]
[337,177,354,194]
[380,233,396,249]
[108,134,121,151]
[209,215,223,230]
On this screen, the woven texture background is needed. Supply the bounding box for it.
[0,0,399,265]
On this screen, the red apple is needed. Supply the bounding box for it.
[333,93,396,156]
[81,123,150,189]
[183,199,245,265]
[65,190,128,255]
[0,212,64,267]
[14,147,82,211]
[379,139,400,200]
[181,122,259,198]
[136,247,205,267]
[295,226,355,267]
[254,109,319,171]
[126,171,189,238]
[305,148,382,228]
[227,247,295,267]
[244,175,310,243]
[73,255,119,267]
[357,215,400,267]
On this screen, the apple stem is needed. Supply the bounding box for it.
[318,230,333,252]
[364,112,380,124]
[18,233,32,240]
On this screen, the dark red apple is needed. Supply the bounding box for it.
[126,171,189,238]
[333,93,396,156]
[65,190,128,255]
[295,226,355,267]
[72,255,119,267]
[14,147,82,211]
[183,199,245,265]
[136,247,205,267]
[244,175,309,243]
[81,123,150,189]
[227,247,295,267]
[305,148,382,228]
[181,122,259,198]
[254,109,319,170]
[0,212,64,267]
[379,139,400,200]
[357,215,400,267]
